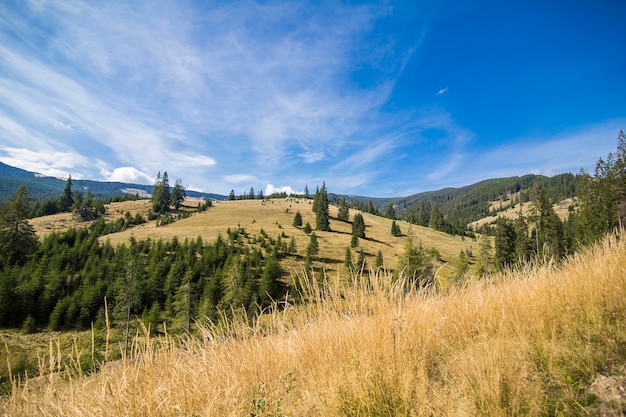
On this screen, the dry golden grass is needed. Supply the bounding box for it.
[94,198,476,280]
[3,233,625,416]
[30,200,154,238]
[469,197,575,230]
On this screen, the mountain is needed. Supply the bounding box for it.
[0,162,226,202]
[331,173,577,231]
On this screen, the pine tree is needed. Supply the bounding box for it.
[171,179,186,210]
[306,232,319,257]
[151,171,171,213]
[304,185,309,199]
[337,197,350,222]
[344,247,353,271]
[292,211,303,228]
[0,185,39,266]
[259,257,283,308]
[229,190,235,201]
[476,235,493,276]
[303,222,312,234]
[59,175,74,212]
[385,203,396,220]
[494,217,516,269]
[391,220,401,237]
[396,235,434,288]
[418,201,428,226]
[288,236,297,254]
[375,250,384,270]
[352,213,365,238]
[429,203,442,230]
[313,183,330,231]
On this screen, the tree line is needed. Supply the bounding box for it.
[481,130,626,273]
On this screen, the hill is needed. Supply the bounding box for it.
[0,162,226,202]
[3,234,625,415]
[29,198,478,282]
[388,173,577,229]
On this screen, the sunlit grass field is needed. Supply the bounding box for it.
[2,233,625,416]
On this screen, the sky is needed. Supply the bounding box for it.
[0,0,625,198]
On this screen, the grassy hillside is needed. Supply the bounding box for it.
[37,198,477,281]
[2,233,625,416]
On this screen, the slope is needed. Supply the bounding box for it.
[3,234,624,416]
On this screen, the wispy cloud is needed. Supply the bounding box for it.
[0,1,415,194]
[0,146,89,178]
[223,174,258,184]
[435,87,448,96]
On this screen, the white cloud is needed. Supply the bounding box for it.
[0,146,88,178]
[100,167,154,185]
[301,151,325,164]
[435,87,448,96]
[265,184,299,196]
[223,174,258,184]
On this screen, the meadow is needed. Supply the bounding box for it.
[1,229,625,415]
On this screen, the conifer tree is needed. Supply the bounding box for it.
[0,185,39,266]
[59,175,74,212]
[352,213,365,238]
[314,182,330,231]
[292,211,303,228]
[344,247,353,271]
[391,220,401,237]
[337,197,350,222]
[228,190,235,201]
[375,250,384,270]
[494,217,516,269]
[306,232,319,257]
[396,235,434,288]
[385,203,396,220]
[171,179,186,210]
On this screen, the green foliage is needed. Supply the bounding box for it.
[0,185,39,266]
[303,222,312,234]
[344,247,353,271]
[375,250,384,270]
[352,213,365,238]
[391,220,401,237]
[151,171,171,213]
[313,182,330,231]
[384,203,396,220]
[59,176,74,212]
[171,179,186,210]
[337,197,350,222]
[292,211,303,228]
[0,216,290,333]
[574,130,626,245]
[306,233,319,257]
[396,236,434,288]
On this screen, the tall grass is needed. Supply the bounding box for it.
[3,234,626,416]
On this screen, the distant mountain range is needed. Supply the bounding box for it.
[0,162,227,202]
[0,161,577,228]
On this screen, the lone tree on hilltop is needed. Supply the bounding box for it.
[151,171,171,213]
[171,179,186,210]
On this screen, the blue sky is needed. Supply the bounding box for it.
[0,0,624,197]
